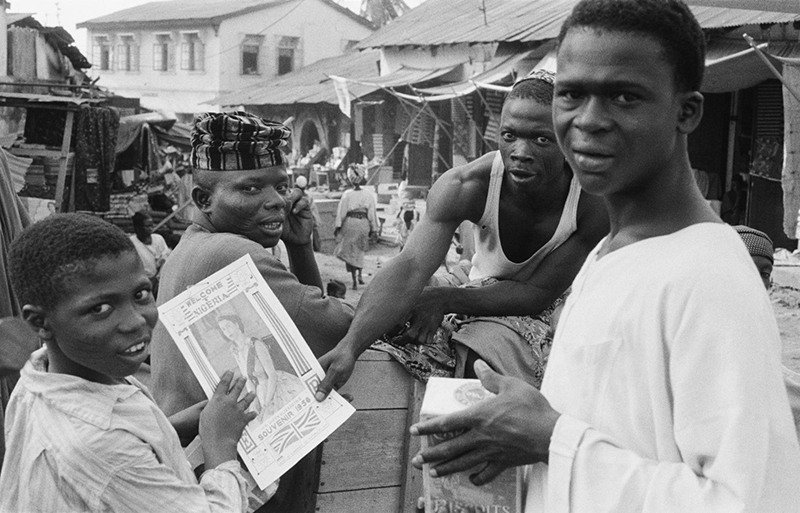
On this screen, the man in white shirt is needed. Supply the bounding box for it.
[130,211,171,291]
[409,0,800,511]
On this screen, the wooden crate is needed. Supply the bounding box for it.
[312,350,424,512]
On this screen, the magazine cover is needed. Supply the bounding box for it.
[158,254,355,490]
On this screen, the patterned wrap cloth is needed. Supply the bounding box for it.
[191,111,291,171]
[733,225,774,262]
[372,265,565,389]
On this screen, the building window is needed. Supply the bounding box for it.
[93,36,112,71]
[181,32,204,71]
[241,35,263,75]
[153,34,173,71]
[277,36,299,75]
[117,35,139,72]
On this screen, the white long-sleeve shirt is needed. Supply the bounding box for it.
[526,223,800,512]
[0,351,247,512]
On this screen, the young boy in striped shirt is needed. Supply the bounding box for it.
[1,213,255,512]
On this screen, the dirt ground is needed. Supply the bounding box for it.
[305,241,800,374]
[772,286,800,373]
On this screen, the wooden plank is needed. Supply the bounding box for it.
[338,353,412,410]
[54,110,75,213]
[400,380,426,513]
[318,410,407,492]
[258,449,320,513]
[315,487,401,513]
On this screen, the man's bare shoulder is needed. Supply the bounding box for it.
[427,152,496,223]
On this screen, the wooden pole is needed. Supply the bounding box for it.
[54,110,75,213]
[744,34,800,104]
[153,198,194,232]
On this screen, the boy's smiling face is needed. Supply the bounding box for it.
[33,251,158,384]
[554,28,700,197]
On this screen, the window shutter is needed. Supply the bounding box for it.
[181,42,189,70]
[196,41,205,71]
[116,44,124,70]
[132,45,140,72]
[153,43,161,71]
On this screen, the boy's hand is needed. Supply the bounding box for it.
[200,371,257,469]
[282,189,313,245]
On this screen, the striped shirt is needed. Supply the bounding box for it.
[0,350,246,512]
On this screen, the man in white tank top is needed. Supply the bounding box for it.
[316,71,609,398]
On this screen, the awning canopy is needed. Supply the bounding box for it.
[702,40,800,92]
[347,65,462,88]
[409,51,534,100]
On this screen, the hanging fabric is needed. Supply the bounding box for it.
[73,105,120,212]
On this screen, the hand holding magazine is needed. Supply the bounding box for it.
[158,254,355,490]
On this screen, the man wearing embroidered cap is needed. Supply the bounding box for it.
[150,112,353,508]
[318,69,609,396]
[733,225,773,289]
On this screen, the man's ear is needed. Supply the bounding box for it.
[22,305,52,341]
[677,91,704,134]
[191,185,213,214]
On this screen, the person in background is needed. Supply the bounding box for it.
[410,1,800,510]
[130,211,171,297]
[394,202,417,252]
[334,164,377,290]
[733,225,774,289]
[2,213,255,512]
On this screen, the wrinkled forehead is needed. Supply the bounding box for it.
[199,164,289,188]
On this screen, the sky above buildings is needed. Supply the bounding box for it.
[19,0,424,55]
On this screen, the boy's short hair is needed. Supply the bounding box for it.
[9,214,135,310]
[557,0,706,92]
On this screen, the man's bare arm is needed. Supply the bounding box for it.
[315,155,492,398]
[405,192,608,344]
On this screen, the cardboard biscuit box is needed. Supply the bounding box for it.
[421,377,522,513]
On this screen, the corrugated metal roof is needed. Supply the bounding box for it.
[686,0,800,13]
[357,0,800,49]
[78,0,372,29]
[212,49,383,106]
[79,0,286,26]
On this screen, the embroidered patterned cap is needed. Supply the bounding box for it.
[734,225,774,263]
[514,68,556,87]
[191,111,291,171]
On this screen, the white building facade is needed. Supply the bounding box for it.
[78,0,373,117]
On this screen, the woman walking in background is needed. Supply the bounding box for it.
[334,164,377,290]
